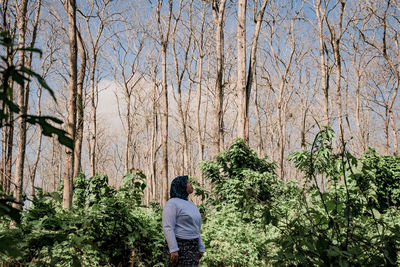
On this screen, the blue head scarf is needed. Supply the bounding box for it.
[170,175,189,200]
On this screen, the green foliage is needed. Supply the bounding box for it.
[199,132,399,266]
[283,127,400,266]
[1,131,399,266]
[0,190,23,261]
[117,171,147,206]
[0,173,164,266]
[200,138,277,216]
[201,205,275,266]
[200,138,280,265]
[0,191,21,224]
[359,148,400,212]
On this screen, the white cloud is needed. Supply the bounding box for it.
[97,80,124,133]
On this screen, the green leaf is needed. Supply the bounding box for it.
[16,47,43,57]
[47,192,62,203]
[23,115,73,148]
[19,66,56,102]
[10,68,29,86]
[372,208,381,219]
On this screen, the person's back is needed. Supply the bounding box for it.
[162,176,204,266]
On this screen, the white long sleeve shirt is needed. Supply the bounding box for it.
[162,198,205,253]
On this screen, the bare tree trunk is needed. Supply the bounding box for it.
[171,0,188,174]
[0,0,9,192]
[384,109,389,154]
[194,1,207,185]
[246,0,268,146]
[1,127,6,190]
[63,0,78,210]
[388,40,399,155]
[315,0,330,126]
[1,120,13,194]
[352,42,364,151]
[212,0,227,155]
[161,37,168,204]
[4,17,14,194]
[237,0,247,141]
[388,106,398,155]
[151,66,159,201]
[30,101,42,199]
[122,68,132,173]
[326,1,345,143]
[254,82,263,157]
[12,0,29,210]
[5,120,13,194]
[89,54,97,177]
[157,0,173,205]
[26,0,42,198]
[74,28,86,178]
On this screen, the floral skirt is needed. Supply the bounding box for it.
[164,238,200,267]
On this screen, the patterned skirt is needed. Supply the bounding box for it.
[164,238,200,267]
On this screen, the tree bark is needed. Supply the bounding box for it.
[212,0,227,155]
[315,0,330,126]
[171,0,189,174]
[240,0,268,144]
[73,28,86,178]
[237,0,247,142]
[0,0,9,192]
[26,0,42,199]
[150,65,159,202]
[194,1,207,185]
[157,0,173,205]
[326,1,345,143]
[13,0,29,210]
[63,0,78,210]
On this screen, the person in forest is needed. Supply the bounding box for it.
[162,175,205,266]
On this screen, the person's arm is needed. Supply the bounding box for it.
[162,201,179,253]
[198,235,205,253]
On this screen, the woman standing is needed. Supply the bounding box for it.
[162,176,205,266]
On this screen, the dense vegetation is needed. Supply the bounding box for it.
[1,128,399,266]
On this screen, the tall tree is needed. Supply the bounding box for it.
[237,0,268,143]
[236,0,247,141]
[0,0,14,194]
[192,0,208,185]
[315,0,331,126]
[156,0,173,205]
[73,27,86,178]
[12,0,29,209]
[211,0,227,155]
[171,0,190,175]
[325,0,347,143]
[25,0,42,198]
[63,0,78,210]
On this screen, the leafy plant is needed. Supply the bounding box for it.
[284,127,399,266]
[0,173,165,266]
[200,138,280,265]
[200,138,277,219]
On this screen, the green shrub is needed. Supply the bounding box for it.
[0,172,165,266]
